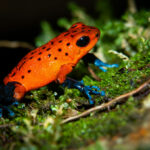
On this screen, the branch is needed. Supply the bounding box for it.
[0,124,14,128]
[61,78,150,124]
[0,40,35,50]
[128,0,137,13]
[88,66,101,81]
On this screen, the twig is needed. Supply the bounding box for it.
[0,124,14,128]
[61,78,150,124]
[128,0,137,13]
[0,40,35,50]
[88,66,101,81]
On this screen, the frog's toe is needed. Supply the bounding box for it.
[83,85,105,104]
[12,101,19,106]
[94,59,119,72]
[4,106,15,117]
[0,104,17,118]
[100,90,105,96]
[87,85,105,96]
[90,86,100,91]
[109,64,119,68]
[88,99,95,105]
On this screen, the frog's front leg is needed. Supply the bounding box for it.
[56,63,75,84]
[82,53,118,72]
[57,63,103,104]
[63,77,105,105]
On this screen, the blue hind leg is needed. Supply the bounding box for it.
[0,82,19,118]
[94,59,119,72]
[2,106,15,117]
[82,53,119,72]
[0,101,19,118]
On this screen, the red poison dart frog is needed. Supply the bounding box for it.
[0,22,118,117]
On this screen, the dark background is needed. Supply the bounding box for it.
[0,0,149,42]
[1,0,97,42]
[0,0,149,80]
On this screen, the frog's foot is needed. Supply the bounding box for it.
[0,101,19,118]
[63,78,105,105]
[0,82,19,118]
[94,59,119,72]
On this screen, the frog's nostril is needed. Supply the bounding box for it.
[95,33,99,38]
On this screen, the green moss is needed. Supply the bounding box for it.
[59,97,140,149]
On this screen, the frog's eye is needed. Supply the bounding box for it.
[76,36,90,47]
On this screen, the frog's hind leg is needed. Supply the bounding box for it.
[82,53,118,72]
[0,82,25,117]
